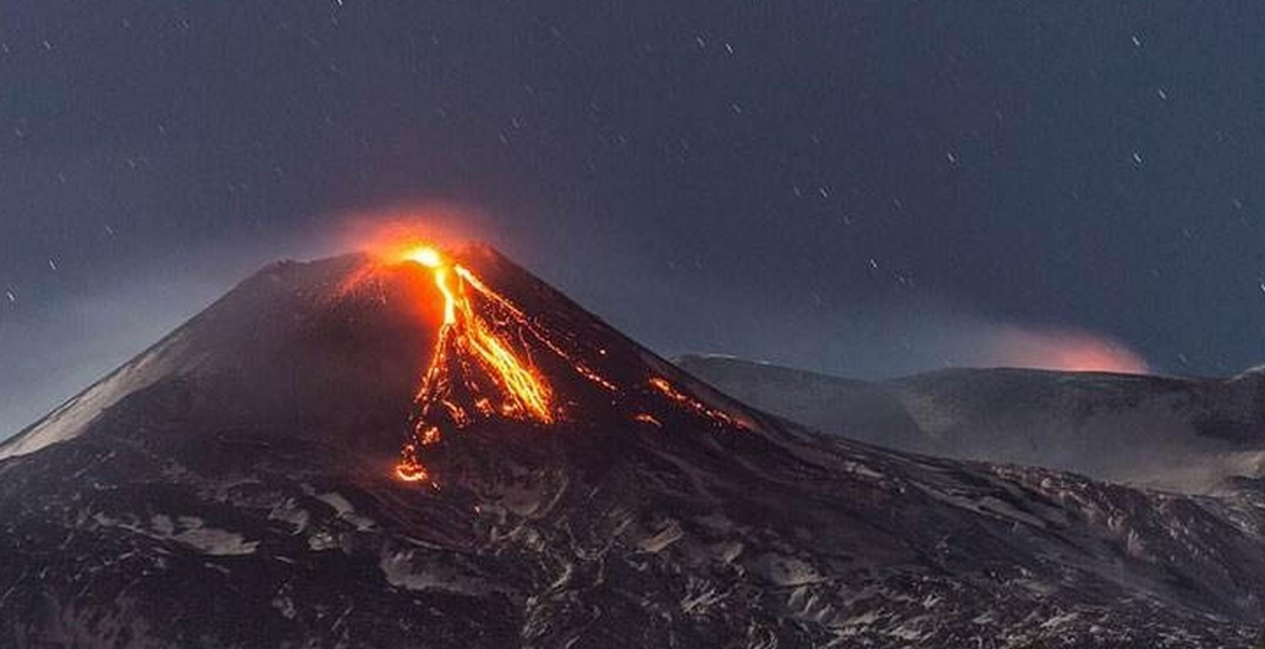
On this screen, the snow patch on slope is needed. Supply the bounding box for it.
[92,512,259,556]
[0,331,188,461]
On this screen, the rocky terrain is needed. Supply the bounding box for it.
[2,247,1265,648]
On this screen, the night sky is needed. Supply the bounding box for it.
[4,1,1265,437]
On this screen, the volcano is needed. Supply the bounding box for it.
[3,245,1265,648]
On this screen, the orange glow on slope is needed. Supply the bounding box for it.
[396,444,430,482]
[633,413,663,428]
[390,244,559,483]
[649,376,751,429]
[993,326,1149,374]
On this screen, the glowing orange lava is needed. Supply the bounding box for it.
[633,413,663,428]
[393,245,556,483]
[377,240,754,485]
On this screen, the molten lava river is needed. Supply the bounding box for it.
[389,246,560,484]
[371,244,751,486]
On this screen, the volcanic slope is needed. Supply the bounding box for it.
[2,245,1265,648]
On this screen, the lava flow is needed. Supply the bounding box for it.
[393,246,557,483]
[376,241,756,485]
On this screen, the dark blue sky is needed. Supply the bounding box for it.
[4,1,1265,435]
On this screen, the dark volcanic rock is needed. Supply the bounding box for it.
[3,248,1265,648]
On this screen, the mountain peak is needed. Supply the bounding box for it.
[0,245,761,484]
[0,253,434,467]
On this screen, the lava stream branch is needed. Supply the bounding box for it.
[396,247,560,483]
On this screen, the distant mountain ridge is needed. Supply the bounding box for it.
[678,354,1265,493]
